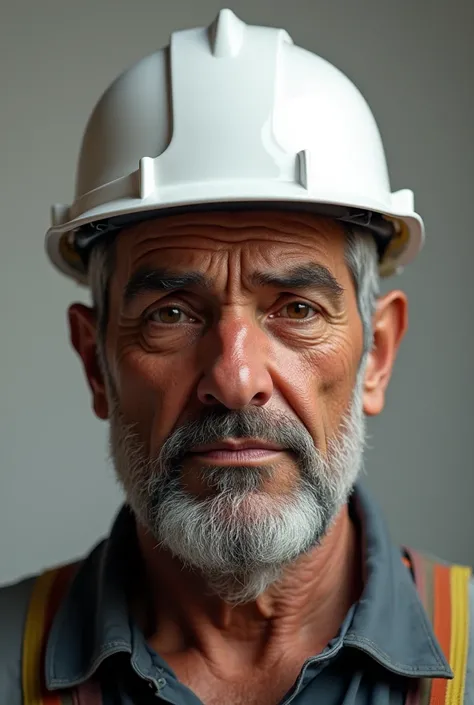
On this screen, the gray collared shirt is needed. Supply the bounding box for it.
[1,484,473,704]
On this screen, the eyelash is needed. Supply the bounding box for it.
[145,305,198,325]
[269,301,320,321]
[145,300,322,326]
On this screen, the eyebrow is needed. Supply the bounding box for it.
[251,263,344,304]
[123,262,344,308]
[123,267,211,306]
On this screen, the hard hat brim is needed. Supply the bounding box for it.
[46,188,424,285]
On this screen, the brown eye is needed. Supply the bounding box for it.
[150,306,189,324]
[280,302,316,320]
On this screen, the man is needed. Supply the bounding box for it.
[1,9,472,705]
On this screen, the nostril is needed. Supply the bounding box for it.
[252,391,268,403]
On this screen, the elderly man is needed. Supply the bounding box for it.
[0,9,472,705]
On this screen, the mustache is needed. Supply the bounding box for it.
[158,407,316,470]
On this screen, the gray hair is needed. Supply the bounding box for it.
[344,227,380,356]
[88,225,379,372]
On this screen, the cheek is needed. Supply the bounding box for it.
[315,341,360,429]
[113,341,200,453]
[270,332,359,441]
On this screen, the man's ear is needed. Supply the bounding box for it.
[363,290,408,416]
[68,303,109,420]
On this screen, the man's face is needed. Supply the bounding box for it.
[72,210,402,602]
[107,210,363,452]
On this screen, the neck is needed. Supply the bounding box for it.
[134,504,362,669]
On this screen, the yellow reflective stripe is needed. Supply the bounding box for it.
[22,569,59,705]
[445,566,471,705]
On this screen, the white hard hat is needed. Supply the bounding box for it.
[46,9,424,284]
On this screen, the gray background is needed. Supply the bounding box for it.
[1,0,473,586]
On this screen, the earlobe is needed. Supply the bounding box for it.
[68,304,110,420]
[363,290,408,416]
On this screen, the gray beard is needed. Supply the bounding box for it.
[109,371,366,604]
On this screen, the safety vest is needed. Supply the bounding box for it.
[22,549,471,704]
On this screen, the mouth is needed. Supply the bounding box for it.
[188,439,285,465]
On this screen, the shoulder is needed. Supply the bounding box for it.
[0,573,38,705]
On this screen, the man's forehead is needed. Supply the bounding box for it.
[113,209,347,276]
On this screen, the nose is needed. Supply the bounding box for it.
[196,315,273,409]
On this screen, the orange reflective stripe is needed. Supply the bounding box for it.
[430,564,452,704]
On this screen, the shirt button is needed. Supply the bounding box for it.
[157,677,167,689]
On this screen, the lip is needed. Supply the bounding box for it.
[190,439,284,453]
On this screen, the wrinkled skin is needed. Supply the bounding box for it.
[69,210,407,705]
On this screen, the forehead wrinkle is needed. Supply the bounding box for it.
[117,213,342,251]
[124,209,343,231]
[123,239,336,279]
[119,234,337,272]
[113,217,348,301]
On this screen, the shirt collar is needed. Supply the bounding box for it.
[342,483,452,678]
[45,505,158,690]
[45,484,452,689]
